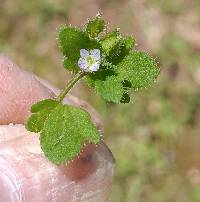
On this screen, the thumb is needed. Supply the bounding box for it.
[0,125,114,202]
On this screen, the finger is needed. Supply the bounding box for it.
[0,124,29,143]
[0,55,55,125]
[0,125,115,202]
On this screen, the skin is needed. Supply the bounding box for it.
[0,55,115,202]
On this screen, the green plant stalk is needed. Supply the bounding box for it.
[56,71,86,102]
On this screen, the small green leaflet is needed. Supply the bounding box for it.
[99,31,135,64]
[85,15,105,38]
[100,30,121,56]
[40,103,100,164]
[26,99,100,165]
[108,35,135,65]
[26,99,59,133]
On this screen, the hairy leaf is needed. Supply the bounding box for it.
[108,35,135,65]
[94,76,124,103]
[100,30,121,55]
[26,99,59,133]
[40,104,100,164]
[122,36,135,50]
[100,31,135,65]
[117,51,160,89]
[86,15,105,38]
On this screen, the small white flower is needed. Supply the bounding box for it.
[78,49,101,72]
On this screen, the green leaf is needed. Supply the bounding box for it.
[100,55,117,70]
[94,76,124,103]
[100,30,121,56]
[107,35,135,64]
[86,67,115,86]
[122,36,135,50]
[100,31,135,65]
[117,51,160,89]
[86,67,124,103]
[26,99,59,133]
[40,104,100,164]
[86,15,105,38]
[58,27,101,72]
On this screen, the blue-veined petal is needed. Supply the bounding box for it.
[90,49,100,61]
[80,49,89,58]
[89,62,100,72]
[78,58,87,70]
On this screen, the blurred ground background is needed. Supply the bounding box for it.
[0,0,200,201]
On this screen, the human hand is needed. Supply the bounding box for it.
[0,55,115,202]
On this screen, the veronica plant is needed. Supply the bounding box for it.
[25,14,160,165]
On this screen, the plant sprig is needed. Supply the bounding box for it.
[25,14,160,165]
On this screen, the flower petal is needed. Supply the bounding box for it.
[80,49,89,58]
[90,49,100,61]
[78,58,87,70]
[89,62,100,72]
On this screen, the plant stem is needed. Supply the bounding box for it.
[56,71,86,102]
